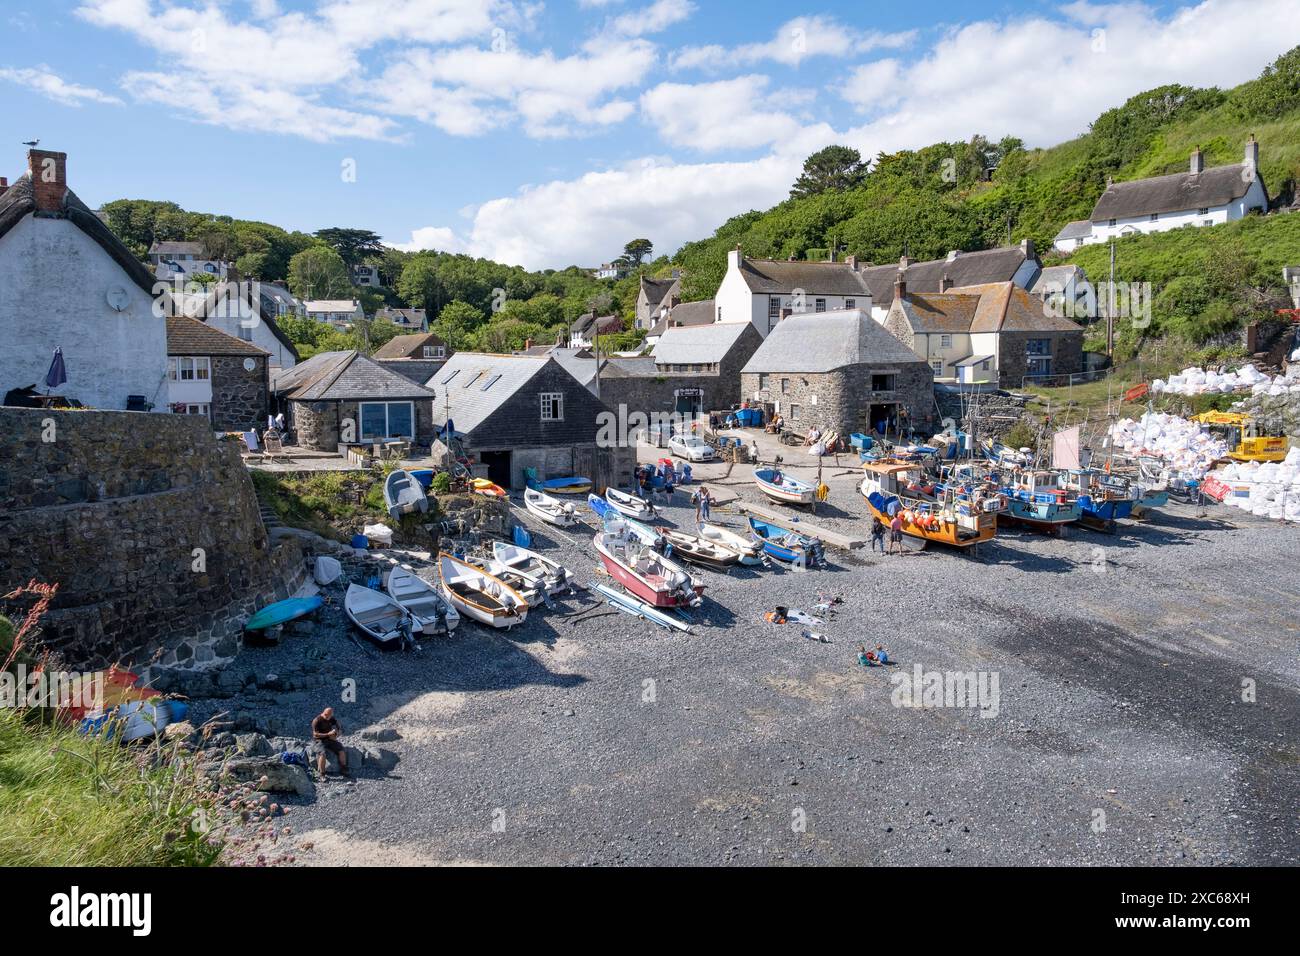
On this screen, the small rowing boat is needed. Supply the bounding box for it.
[593,531,703,608]
[385,565,460,635]
[656,527,741,570]
[491,541,572,596]
[438,552,529,629]
[697,522,764,565]
[470,477,507,498]
[605,487,656,520]
[345,584,416,648]
[753,467,815,506]
[746,516,823,566]
[538,475,592,495]
[384,469,428,521]
[524,487,578,526]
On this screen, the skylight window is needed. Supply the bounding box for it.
[441,369,459,384]
[481,374,502,391]
[463,371,483,388]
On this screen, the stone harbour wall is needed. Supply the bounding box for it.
[210,355,269,432]
[0,408,306,671]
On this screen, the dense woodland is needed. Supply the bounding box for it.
[101,46,1300,363]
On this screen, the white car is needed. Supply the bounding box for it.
[668,433,715,462]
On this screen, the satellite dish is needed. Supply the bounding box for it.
[243,358,256,372]
[106,286,130,312]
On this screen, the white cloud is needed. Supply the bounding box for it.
[388,225,469,253]
[839,0,1300,152]
[671,16,914,71]
[608,0,694,38]
[0,65,122,106]
[640,75,801,152]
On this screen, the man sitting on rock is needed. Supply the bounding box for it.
[311,706,348,777]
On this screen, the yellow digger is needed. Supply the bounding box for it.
[1192,411,1289,462]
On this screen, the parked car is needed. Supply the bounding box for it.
[668,433,715,462]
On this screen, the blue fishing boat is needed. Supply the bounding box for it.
[746,516,823,566]
[1060,469,1136,530]
[996,469,1082,533]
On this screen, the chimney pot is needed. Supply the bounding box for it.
[894,270,906,300]
[946,250,959,262]
[28,149,68,213]
[1190,146,1204,175]
[939,274,952,293]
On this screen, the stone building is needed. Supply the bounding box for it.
[740,309,935,437]
[427,352,634,491]
[635,273,681,331]
[166,315,270,430]
[883,279,1084,387]
[273,350,436,451]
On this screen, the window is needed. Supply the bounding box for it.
[1076,238,1084,248]
[845,298,856,309]
[463,372,482,388]
[359,401,414,440]
[481,374,502,391]
[871,374,895,392]
[1203,220,1212,227]
[422,345,445,359]
[758,373,770,390]
[780,378,788,394]
[174,357,209,381]
[815,298,826,313]
[441,369,460,384]
[1150,213,1159,222]
[1108,218,1117,227]
[931,359,944,375]
[789,404,801,421]
[768,297,781,319]
[540,392,563,421]
[981,359,991,372]
[180,403,210,417]
[940,334,952,348]
[1198,207,1209,216]
[1026,338,1051,356]
[238,324,253,341]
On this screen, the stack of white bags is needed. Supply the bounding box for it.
[1106,412,1228,480]
[1151,364,1270,397]
[1217,448,1300,522]
[1243,364,1300,398]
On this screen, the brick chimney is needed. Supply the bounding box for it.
[1020,238,1035,259]
[846,254,857,270]
[0,177,8,197]
[29,149,68,212]
[1190,146,1204,174]
[1244,134,1259,170]
[899,254,912,270]
[939,273,952,292]
[894,270,906,301]
[524,338,532,350]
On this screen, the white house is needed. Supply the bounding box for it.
[568,312,623,348]
[258,281,306,319]
[351,263,382,287]
[714,243,1041,337]
[0,149,168,411]
[305,299,364,328]
[173,281,299,370]
[1054,137,1270,251]
[148,240,230,282]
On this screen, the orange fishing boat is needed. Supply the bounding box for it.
[859,459,998,550]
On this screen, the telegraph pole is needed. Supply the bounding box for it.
[1106,240,1116,357]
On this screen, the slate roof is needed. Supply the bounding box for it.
[377,307,427,327]
[1028,264,1087,294]
[0,172,158,298]
[173,281,300,360]
[166,315,268,356]
[652,322,750,366]
[649,298,715,337]
[1089,164,1261,221]
[742,310,924,374]
[426,353,572,435]
[1053,219,1093,242]
[273,351,434,401]
[570,312,622,335]
[737,258,875,297]
[372,332,447,360]
[150,240,208,257]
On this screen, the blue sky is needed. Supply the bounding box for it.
[4,0,1299,269]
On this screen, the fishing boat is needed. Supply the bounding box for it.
[438,552,529,629]
[860,460,997,549]
[344,584,417,648]
[593,531,703,608]
[996,468,1082,533]
[470,477,507,498]
[385,566,460,635]
[524,487,578,526]
[605,487,656,520]
[752,467,816,506]
[384,469,429,521]
[655,527,741,570]
[244,595,325,632]
[746,516,824,566]
[591,583,691,632]
[1059,468,1137,531]
[1112,455,1170,514]
[491,541,572,596]
[537,475,592,495]
[696,522,764,565]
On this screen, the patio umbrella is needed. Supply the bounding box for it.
[44,347,67,392]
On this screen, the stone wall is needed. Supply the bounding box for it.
[210,355,269,431]
[934,386,1030,441]
[0,408,305,671]
[741,362,935,436]
[999,330,1084,388]
[289,399,435,452]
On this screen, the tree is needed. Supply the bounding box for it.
[623,239,653,265]
[432,300,483,351]
[790,145,867,199]
[313,227,385,266]
[397,255,444,314]
[287,246,353,301]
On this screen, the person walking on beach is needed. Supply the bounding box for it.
[870,516,886,553]
[312,706,348,777]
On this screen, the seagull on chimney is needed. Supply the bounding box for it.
[22,140,39,147]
